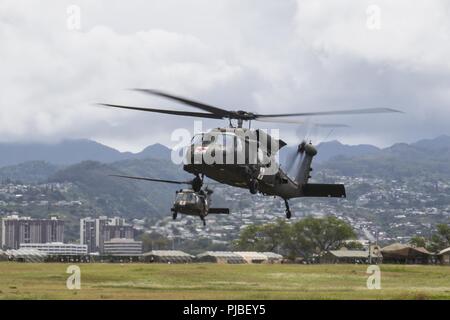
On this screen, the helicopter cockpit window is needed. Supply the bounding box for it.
[212,133,236,148]
[176,192,197,203]
[175,193,185,202]
[192,134,216,146]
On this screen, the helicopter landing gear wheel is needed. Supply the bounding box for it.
[249,179,259,194]
[172,211,177,220]
[285,209,291,219]
[284,199,292,219]
[192,175,203,192]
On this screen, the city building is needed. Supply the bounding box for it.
[103,238,142,256]
[20,242,88,256]
[1,215,64,249]
[80,216,135,253]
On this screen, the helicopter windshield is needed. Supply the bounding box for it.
[176,192,197,204]
[192,132,237,149]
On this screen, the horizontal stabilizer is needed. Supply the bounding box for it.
[303,183,346,198]
[208,208,230,214]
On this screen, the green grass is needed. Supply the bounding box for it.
[0,262,449,300]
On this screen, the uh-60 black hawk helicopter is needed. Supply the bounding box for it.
[108,175,229,226]
[100,89,401,222]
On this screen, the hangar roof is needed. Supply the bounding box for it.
[261,252,283,259]
[143,250,192,257]
[234,251,268,260]
[328,250,372,258]
[197,251,241,258]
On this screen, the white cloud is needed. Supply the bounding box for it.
[295,1,450,70]
[0,0,449,150]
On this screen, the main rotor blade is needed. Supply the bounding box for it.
[257,118,350,127]
[110,174,192,185]
[256,107,402,119]
[313,123,350,128]
[98,103,223,119]
[132,89,232,118]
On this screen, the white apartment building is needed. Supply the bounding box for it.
[20,242,88,256]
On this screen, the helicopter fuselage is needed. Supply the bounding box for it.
[172,189,209,217]
[183,127,304,199]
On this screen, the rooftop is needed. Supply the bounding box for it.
[143,250,193,257]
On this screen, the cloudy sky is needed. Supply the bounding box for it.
[1,0,450,151]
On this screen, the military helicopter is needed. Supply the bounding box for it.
[172,188,229,226]
[110,174,228,225]
[101,89,401,219]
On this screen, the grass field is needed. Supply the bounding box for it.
[0,262,449,299]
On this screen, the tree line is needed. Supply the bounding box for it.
[409,224,450,252]
[234,216,360,259]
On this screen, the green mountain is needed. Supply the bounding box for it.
[0,161,60,183]
[316,135,450,179]
[0,139,172,167]
[1,135,449,225]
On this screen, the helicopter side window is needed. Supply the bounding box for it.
[213,133,236,149]
[224,134,235,148]
[258,148,271,166]
[195,134,217,146]
[235,136,243,152]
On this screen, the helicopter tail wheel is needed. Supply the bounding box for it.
[286,209,292,219]
[192,176,203,192]
[249,179,259,194]
[172,211,177,220]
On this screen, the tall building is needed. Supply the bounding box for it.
[79,217,97,254]
[1,215,64,250]
[80,216,135,253]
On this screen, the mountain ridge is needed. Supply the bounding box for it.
[0,139,172,167]
[1,135,449,170]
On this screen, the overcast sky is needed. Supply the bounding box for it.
[1,0,450,151]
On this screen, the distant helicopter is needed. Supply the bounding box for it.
[172,188,229,226]
[110,175,228,225]
[101,89,402,219]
